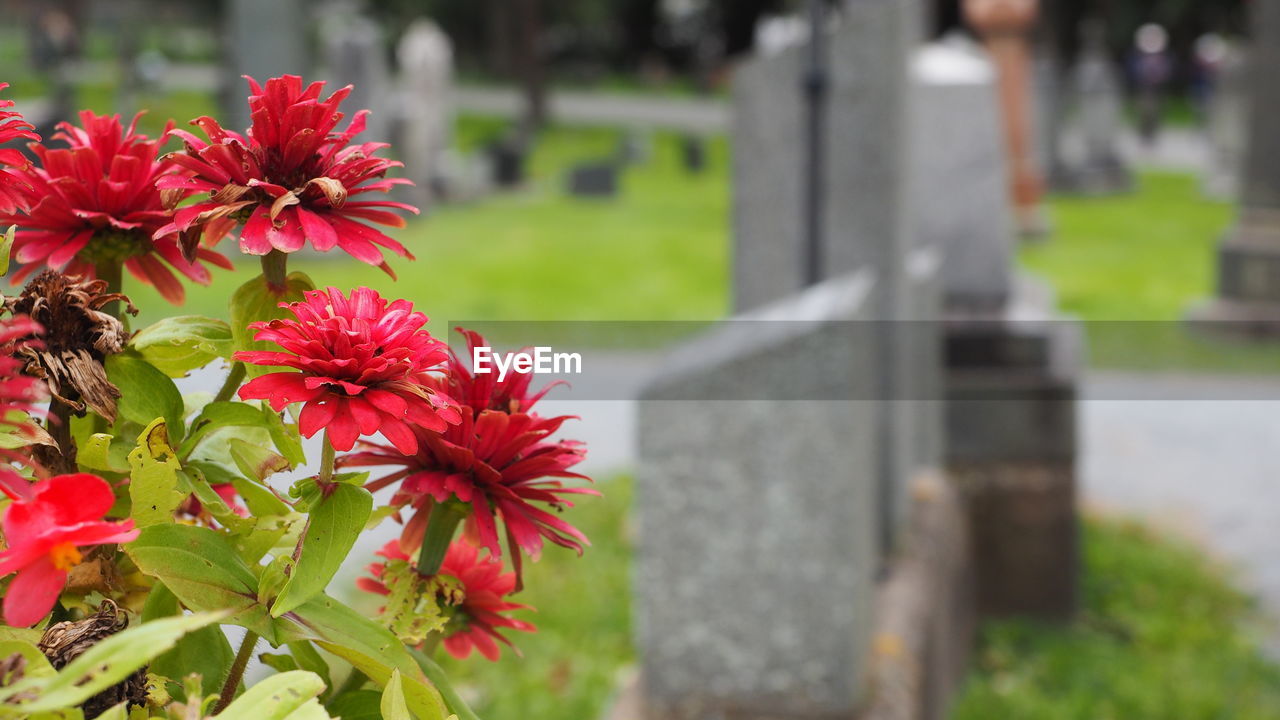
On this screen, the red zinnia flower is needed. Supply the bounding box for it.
[0,314,46,501]
[0,111,232,304]
[236,286,459,454]
[342,329,593,577]
[157,75,418,272]
[0,473,138,626]
[358,539,535,661]
[0,82,38,214]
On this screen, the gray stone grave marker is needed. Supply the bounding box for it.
[397,18,454,208]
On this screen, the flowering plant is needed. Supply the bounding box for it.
[0,78,593,719]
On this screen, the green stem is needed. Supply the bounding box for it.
[213,630,259,713]
[416,501,467,577]
[44,400,77,475]
[319,433,336,484]
[94,260,125,320]
[261,250,288,292]
[213,361,247,404]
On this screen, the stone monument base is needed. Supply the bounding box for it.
[944,275,1082,620]
[1187,218,1280,339]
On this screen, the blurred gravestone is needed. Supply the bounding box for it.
[733,0,934,553]
[1063,20,1131,195]
[637,275,881,720]
[1190,0,1280,335]
[224,0,308,130]
[679,134,706,173]
[615,130,650,166]
[565,161,618,197]
[319,2,393,144]
[486,137,526,188]
[1204,44,1246,200]
[910,38,1012,311]
[397,18,454,208]
[911,39,1083,620]
[632,2,965,719]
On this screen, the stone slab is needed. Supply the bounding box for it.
[637,272,882,719]
[909,41,1014,312]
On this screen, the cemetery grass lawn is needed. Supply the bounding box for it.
[953,516,1280,719]
[116,120,729,332]
[431,475,634,720]
[1027,171,1280,372]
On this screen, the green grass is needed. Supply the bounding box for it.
[430,476,633,720]
[953,517,1280,719]
[110,121,729,333]
[1028,172,1231,321]
[1028,171,1280,371]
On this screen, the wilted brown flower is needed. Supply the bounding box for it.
[3,271,134,422]
[39,600,149,716]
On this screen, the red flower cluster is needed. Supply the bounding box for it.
[358,539,534,661]
[343,329,593,580]
[0,473,138,627]
[237,287,458,453]
[0,82,38,214]
[0,314,45,501]
[0,111,232,304]
[158,75,418,271]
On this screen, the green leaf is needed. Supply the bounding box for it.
[127,419,185,528]
[380,670,412,720]
[270,483,373,617]
[230,272,314,379]
[106,354,185,443]
[261,405,306,468]
[125,525,276,643]
[129,316,232,378]
[287,642,331,693]
[78,434,128,473]
[0,640,55,681]
[210,670,328,720]
[412,650,482,720]
[13,612,225,713]
[181,470,253,534]
[325,690,383,720]
[180,402,271,458]
[230,438,290,480]
[280,595,448,720]
[140,584,234,699]
[0,226,13,276]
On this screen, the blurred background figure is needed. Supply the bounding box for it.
[1192,32,1230,124]
[1129,22,1172,145]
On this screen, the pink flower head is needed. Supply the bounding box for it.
[0,473,138,626]
[0,111,232,304]
[0,314,46,501]
[0,82,38,214]
[342,329,594,581]
[236,287,459,454]
[358,539,534,661]
[157,75,419,272]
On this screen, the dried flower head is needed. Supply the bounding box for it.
[4,271,133,421]
[39,600,148,715]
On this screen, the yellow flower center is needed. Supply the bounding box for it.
[49,542,83,572]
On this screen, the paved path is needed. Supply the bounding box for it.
[1082,371,1280,654]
